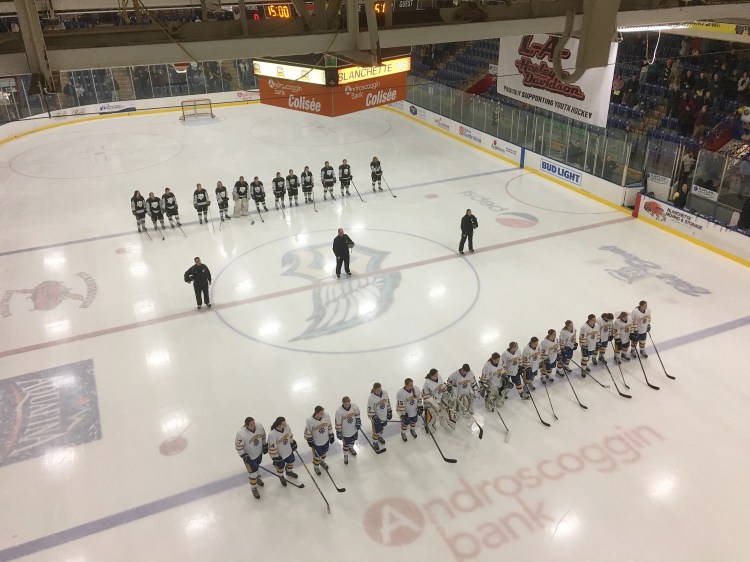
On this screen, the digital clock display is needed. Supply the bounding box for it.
[264,4,293,18]
[357,2,386,13]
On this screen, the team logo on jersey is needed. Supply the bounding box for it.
[1,272,97,318]
[282,244,401,341]
[0,359,102,467]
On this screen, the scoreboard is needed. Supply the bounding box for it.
[246,0,416,19]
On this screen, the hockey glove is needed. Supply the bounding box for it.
[417,406,424,416]
[194,206,198,211]
[291,439,298,451]
[609,335,614,342]
[336,431,343,441]
[329,434,335,445]
[573,343,579,350]
[386,409,393,420]
[647,324,651,332]
[272,456,282,463]
[262,444,268,455]
[400,415,408,425]
[306,439,315,449]
[241,453,252,465]
[629,332,638,342]
[355,418,361,430]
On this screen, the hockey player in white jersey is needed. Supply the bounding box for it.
[502,341,529,400]
[304,405,334,475]
[367,383,392,451]
[396,378,422,442]
[480,352,509,412]
[558,320,577,374]
[522,337,543,389]
[267,417,298,487]
[630,300,651,358]
[579,314,600,375]
[613,311,632,364]
[597,313,615,364]
[422,369,456,433]
[447,363,478,416]
[235,416,267,500]
[338,159,352,197]
[540,329,563,381]
[370,156,383,192]
[335,396,361,465]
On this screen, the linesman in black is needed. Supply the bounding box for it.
[184,256,212,310]
[459,209,478,254]
[332,228,355,279]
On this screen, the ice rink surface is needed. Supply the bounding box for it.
[1,103,749,561]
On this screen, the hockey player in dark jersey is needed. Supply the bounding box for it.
[250,176,268,212]
[321,161,336,200]
[286,169,299,207]
[193,183,210,224]
[301,166,314,203]
[371,156,383,192]
[131,190,147,232]
[233,176,249,217]
[272,172,286,209]
[338,159,352,197]
[161,188,181,228]
[215,181,231,222]
[146,191,166,230]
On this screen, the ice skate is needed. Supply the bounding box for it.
[622,353,630,362]
[592,356,598,366]
[252,487,260,500]
[256,476,264,487]
[349,447,357,456]
[401,432,407,442]
[344,454,348,465]
[640,350,648,358]
[279,476,287,487]
[320,461,328,470]
[410,428,417,439]
[378,436,385,445]
[314,466,321,475]
[285,470,298,479]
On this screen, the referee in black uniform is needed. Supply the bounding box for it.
[332,228,355,279]
[184,256,212,309]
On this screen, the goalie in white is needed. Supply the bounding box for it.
[422,369,456,433]
[480,352,510,412]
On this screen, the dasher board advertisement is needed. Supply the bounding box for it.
[497,35,617,128]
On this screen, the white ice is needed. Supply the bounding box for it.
[0,103,749,562]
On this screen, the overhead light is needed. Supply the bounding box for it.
[617,23,691,33]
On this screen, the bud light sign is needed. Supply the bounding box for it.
[540,158,582,186]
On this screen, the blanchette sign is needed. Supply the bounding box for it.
[259,73,406,117]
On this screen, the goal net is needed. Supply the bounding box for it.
[179,98,215,120]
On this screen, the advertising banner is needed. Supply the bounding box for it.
[331,73,407,116]
[258,77,333,116]
[691,183,719,201]
[497,35,617,128]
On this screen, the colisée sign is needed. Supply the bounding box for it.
[258,73,406,117]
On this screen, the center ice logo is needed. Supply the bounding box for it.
[281,244,401,341]
[459,191,538,228]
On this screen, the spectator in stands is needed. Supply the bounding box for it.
[669,59,682,89]
[680,152,695,184]
[666,84,681,118]
[679,38,690,58]
[623,75,639,107]
[738,72,749,103]
[672,183,689,209]
[682,69,695,91]
[678,106,694,137]
[74,83,84,103]
[692,105,708,139]
[709,73,722,98]
[603,155,618,183]
[639,59,650,83]
[725,69,740,99]
[63,82,75,106]
[568,140,584,168]
[694,71,708,97]
[611,75,624,104]
[703,90,715,110]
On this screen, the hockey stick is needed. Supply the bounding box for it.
[141,221,153,241]
[420,414,457,463]
[295,451,331,514]
[258,465,305,488]
[563,372,588,409]
[206,207,216,233]
[615,359,630,389]
[603,361,632,399]
[278,199,286,220]
[542,379,559,420]
[382,176,397,198]
[634,347,660,390]
[524,383,551,427]
[350,180,366,203]
[649,333,675,380]
[322,464,346,493]
[311,191,318,212]
[469,414,484,439]
[176,223,187,237]
[358,428,386,454]
[495,409,510,443]
[570,359,610,388]
[154,223,165,241]
[255,204,264,223]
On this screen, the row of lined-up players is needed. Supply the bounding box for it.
[128,157,384,232]
[233,302,653,499]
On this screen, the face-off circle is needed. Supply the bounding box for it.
[212,229,480,354]
[249,111,392,147]
[11,132,183,179]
